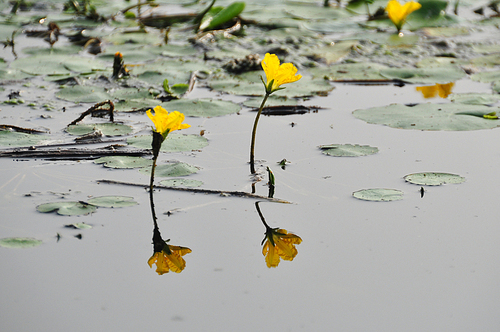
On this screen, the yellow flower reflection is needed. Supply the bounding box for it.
[148,244,192,275]
[416,82,455,99]
[385,0,422,33]
[146,105,190,139]
[262,228,302,268]
[261,53,302,94]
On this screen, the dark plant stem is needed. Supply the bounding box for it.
[250,93,270,174]
[149,154,159,229]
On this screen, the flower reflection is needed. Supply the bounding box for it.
[148,226,191,275]
[256,202,302,268]
[416,82,455,99]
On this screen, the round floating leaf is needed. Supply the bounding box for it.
[87,196,138,208]
[66,123,133,136]
[36,201,97,216]
[243,95,298,108]
[160,178,203,187]
[470,70,500,83]
[65,222,92,229]
[0,237,43,248]
[56,85,111,103]
[310,62,389,82]
[139,162,199,177]
[164,99,241,117]
[404,172,465,186]
[379,66,465,84]
[319,144,379,157]
[127,133,208,152]
[94,156,152,169]
[449,93,500,105]
[0,131,46,147]
[353,103,500,131]
[352,189,404,202]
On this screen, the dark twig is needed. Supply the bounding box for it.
[98,179,292,203]
[68,100,114,126]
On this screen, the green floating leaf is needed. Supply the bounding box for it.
[36,201,97,216]
[139,162,199,177]
[404,172,465,186]
[379,66,465,84]
[0,131,46,147]
[66,123,133,137]
[310,62,389,82]
[353,103,500,131]
[56,85,111,103]
[94,156,152,169]
[449,93,500,106]
[127,133,208,152]
[470,70,500,84]
[243,95,298,108]
[165,99,241,117]
[65,223,92,229]
[160,178,203,187]
[87,196,138,208]
[319,144,379,157]
[352,188,404,202]
[0,237,43,249]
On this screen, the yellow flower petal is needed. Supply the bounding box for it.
[148,244,192,275]
[262,228,302,268]
[146,106,190,139]
[261,53,302,94]
[386,0,422,32]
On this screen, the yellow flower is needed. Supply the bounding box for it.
[261,53,302,94]
[148,245,192,275]
[385,0,422,32]
[262,228,302,268]
[416,82,454,99]
[146,105,190,139]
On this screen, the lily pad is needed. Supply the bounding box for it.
[56,85,111,103]
[127,133,208,152]
[66,123,133,137]
[0,237,43,248]
[94,156,153,169]
[160,178,204,187]
[36,201,97,216]
[470,70,500,84]
[310,62,389,82]
[164,99,241,117]
[139,162,199,177]
[87,196,138,208]
[319,144,379,157]
[404,172,465,186]
[379,66,465,84]
[0,131,46,147]
[449,93,500,106]
[65,223,92,229]
[353,103,500,131]
[352,188,404,202]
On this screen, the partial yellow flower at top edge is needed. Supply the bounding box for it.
[148,245,192,275]
[385,0,422,32]
[262,228,302,268]
[261,53,302,95]
[146,105,190,139]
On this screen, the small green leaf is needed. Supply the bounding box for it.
[94,156,152,169]
[66,123,133,137]
[127,133,208,152]
[0,131,46,147]
[36,201,97,216]
[87,196,138,208]
[353,189,404,202]
[0,237,43,248]
[404,172,465,186]
[65,223,92,229]
[319,144,379,157]
[139,162,199,177]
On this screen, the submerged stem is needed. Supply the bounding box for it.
[250,93,270,174]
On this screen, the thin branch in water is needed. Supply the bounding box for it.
[67,100,114,126]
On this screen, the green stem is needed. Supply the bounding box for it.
[250,93,270,174]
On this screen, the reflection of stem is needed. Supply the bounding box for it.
[250,93,270,174]
[255,201,271,230]
[149,154,159,229]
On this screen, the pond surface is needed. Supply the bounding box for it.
[1,1,500,331]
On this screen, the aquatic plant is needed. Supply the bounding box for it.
[385,0,422,33]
